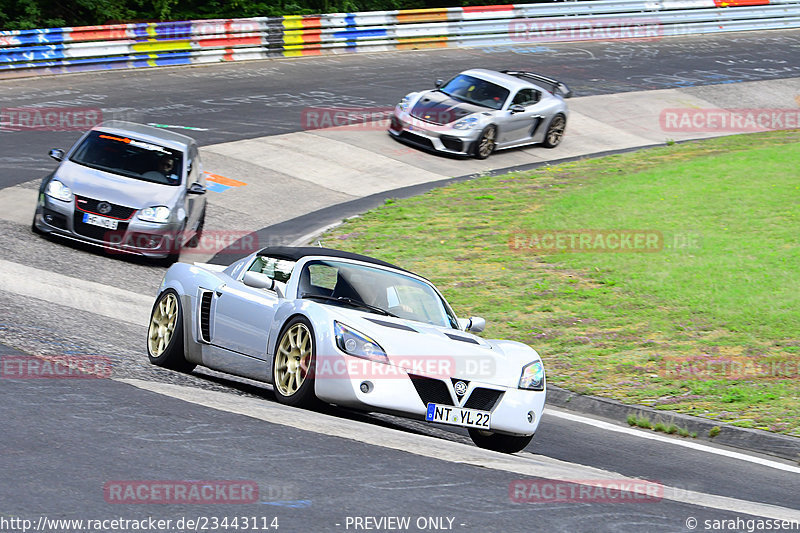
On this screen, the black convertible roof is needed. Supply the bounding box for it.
[257,246,407,272]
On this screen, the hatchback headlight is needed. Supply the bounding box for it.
[453,116,479,130]
[519,360,545,390]
[334,321,387,360]
[44,179,73,202]
[137,206,171,223]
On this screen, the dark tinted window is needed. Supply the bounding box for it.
[511,89,540,107]
[69,131,184,186]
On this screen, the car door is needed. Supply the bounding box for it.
[210,275,280,360]
[499,88,545,145]
[184,144,205,234]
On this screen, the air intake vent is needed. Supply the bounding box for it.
[464,388,504,411]
[444,333,479,344]
[199,290,213,343]
[408,374,453,407]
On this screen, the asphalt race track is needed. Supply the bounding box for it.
[1,30,799,533]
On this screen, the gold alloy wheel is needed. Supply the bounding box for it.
[274,322,313,397]
[148,293,179,357]
[478,127,496,158]
[546,116,566,146]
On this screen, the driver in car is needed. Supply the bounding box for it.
[144,155,180,184]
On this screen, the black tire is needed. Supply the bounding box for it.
[146,289,195,372]
[185,208,206,248]
[468,429,533,453]
[472,125,497,159]
[272,316,318,408]
[542,114,566,148]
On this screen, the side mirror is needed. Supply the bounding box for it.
[459,316,486,333]
[187,183,206,195]
[509,104,525,114]
[49,149,64,161]
[243,271,275,290]
[435,79,444,88]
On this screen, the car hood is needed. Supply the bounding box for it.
[54,160,181,209]
[409,90,487,125]
[324,308,538,388]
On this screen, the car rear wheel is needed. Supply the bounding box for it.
[542,114,566,148]
[472,125,497,159]
[272,317,318,407]
[468,429,533,453]
[147,289,195,372]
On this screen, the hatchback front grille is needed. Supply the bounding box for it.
[464,387,504,411]
[409,374,453,406]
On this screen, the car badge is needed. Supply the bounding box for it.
[97,202,112,215]
[453,380,468,397]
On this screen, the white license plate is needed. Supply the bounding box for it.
[83,213,118,230]
[426,403,491,429]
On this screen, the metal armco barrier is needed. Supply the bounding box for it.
[1,0,800,78]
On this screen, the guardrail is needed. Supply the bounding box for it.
[1,0,799,78]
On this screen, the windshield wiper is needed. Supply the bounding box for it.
[301,293,399,318]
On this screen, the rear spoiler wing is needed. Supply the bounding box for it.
[500,70,573,98]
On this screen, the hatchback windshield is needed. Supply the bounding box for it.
[439,74,510,110]
[70,130,184,186]
[299,260,459,328]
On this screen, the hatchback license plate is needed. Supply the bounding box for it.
[425,403,491,429]
[83,213,118,230]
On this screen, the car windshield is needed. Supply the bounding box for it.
[439,74,510,110]
[69,130,184,186]
[298,260,459,328]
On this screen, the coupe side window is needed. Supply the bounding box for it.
[248,256,295,283]
[511,89,540,107]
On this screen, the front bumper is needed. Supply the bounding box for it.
[313,352,545,436]
[33,194,181,258]
[388,111,482,157]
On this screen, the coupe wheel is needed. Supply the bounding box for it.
[272,317,317,407]
[472,125,497,159]
[542,114,566,148]
[468,429,533,453]
[147,290,195,372]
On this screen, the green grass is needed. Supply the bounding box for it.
[321,130,800,436]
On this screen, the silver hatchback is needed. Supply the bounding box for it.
[32,121,207,262]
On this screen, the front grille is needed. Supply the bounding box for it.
[75,195,136,220]
[440,135,463,152]
[198,291,213,343]
[72,213,128,242]
[464,388,504,411]
[409,374,453,406]
[399,131,435,150]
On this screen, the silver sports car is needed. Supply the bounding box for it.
[32,121,207,263]
[389,69,571,159]
[147,246,546,453]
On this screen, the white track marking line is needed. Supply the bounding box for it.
[545,408,800,475]
[120,378,800,522]
[0,259,151,327]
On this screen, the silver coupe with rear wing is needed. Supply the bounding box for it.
[389,69,571,159]
[147,246,546,453]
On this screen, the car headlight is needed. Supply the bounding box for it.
[334,321,387,360]
[453,116,479,130]
[397,96,412,113]
[44,179,73,202]
[137,206,171,223]
[519,360,545,391]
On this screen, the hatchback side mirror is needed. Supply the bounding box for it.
[187,183,206,195]
[49,149,65,161]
